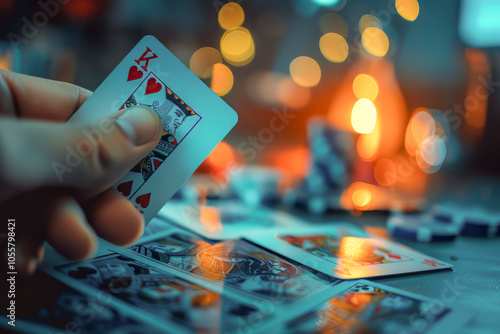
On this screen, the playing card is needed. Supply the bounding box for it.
[52,253,276,333]
[121,227,341,304]
[158,199,304,239]
[1,274,164,334]
[68,35,238,223]
[284,280,473,334]
[245,226,453,279]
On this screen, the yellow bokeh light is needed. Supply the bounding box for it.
[190,47,222,79]
[351,98,377,134]
[319,33,349,63]
[352,189,372,209]
[359,14,382,33]
[396,0,420,21]
[218,2,245,30]
[210,63,233,96]
[319,12,348,37]
[220,27,255,66]
[289,56,321,88]
[411,110,435,142]
[353,74,379,101]
[362,27,389,57]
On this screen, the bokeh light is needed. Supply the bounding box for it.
[319,33,349,63]
[420,135,446,167]
[220,27,255,66]
[210,63,233,96]
[352,189,373,209]
[362,27,389,57]
[289,56,321,87]
[405,108,436,156]
[359,14,383,32]
[353,74,379,100]
[218,2,245,30]
[396,0,420,21]
[351,98,377,134]
[190,47,222,79]
[319,12,348,37]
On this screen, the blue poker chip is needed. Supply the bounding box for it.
[460,208,499,238]
[387,213,460,243]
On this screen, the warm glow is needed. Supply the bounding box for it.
[352,189,372,208]
[208,141,235,167]
[338,237,374,261]
[289,56,321,87]
[0,57,9,71]
[210,63,233,96]
[319,33,349,63]
[199,207,223,233]
[278,77,311,109]
[190,47,222,78]
[405,108,435,156]
[319,12,348,37]
[362,27,389,57]
[396,0,420,22]
[353,74,379,101]
[351,98,377,134]
[218,2,245,30]
[356,123,380,161]
[359,14,382,32]
[220,27,255,66]
[374,158,397,186]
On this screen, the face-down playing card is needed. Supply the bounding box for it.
[245,226,452,279]
[285,280,472,334]
[68,36,238,224]
[54,253,275,333]
[123,227,341,305]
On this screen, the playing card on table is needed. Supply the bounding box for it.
[119,227,341,305]
[283,280,473,334]
[68,35,238,224]
[245,226,453,279]
[50,253,277,333]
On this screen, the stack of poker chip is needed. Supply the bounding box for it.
[284,118,354,214]
[387,203,500,243]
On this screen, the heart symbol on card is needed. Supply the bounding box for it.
[117,181,133,196]
[136,192,151,208]
[127,66,143,81]
[145,78,162,95]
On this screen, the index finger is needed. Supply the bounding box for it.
[0,69,92,122]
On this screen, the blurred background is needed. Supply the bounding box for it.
[2,0,500,213]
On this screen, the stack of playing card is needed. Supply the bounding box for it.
[22,36,472,334]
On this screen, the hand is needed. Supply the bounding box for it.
[0,70,162,274]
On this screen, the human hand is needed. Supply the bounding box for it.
[0,70,162,274]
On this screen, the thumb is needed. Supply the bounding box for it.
[0,106,162,201]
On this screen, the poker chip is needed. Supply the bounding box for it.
[460,208,499,238]
[432,204,500,238]
[387,213,460,243]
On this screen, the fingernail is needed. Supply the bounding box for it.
[116,106,161,146]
